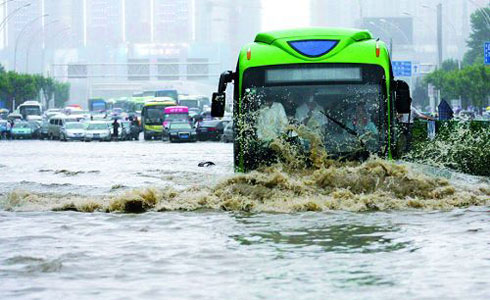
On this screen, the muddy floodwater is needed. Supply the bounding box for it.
[0,140,489,300]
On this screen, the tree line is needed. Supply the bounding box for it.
[0,64,70,111]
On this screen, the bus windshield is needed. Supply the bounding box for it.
[155,90,178,101]
[144,106,166,125]
[241,64,387,155]
[179,100,199,109]
[19,106,41,117]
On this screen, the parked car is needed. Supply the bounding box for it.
[39,119,50,139]
[221,120,234,143]
[167,122,197,143]
[84,121,111,142]
[60,122,86,141]
[196,119,231,141]
[28,121,42,139]
[11,121,33,139]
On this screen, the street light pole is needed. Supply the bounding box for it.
[13,13,48,72]
[437,3,443,67]
[0,2,31,30]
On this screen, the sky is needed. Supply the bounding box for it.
[261,0,311,31]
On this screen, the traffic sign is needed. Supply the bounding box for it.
[485,42,490,65]
[392,61,412,77]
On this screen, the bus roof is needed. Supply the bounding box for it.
[240,27,389,72]
[143,99,176,107]
[255,27,372,44]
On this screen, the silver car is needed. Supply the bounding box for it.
[84,121,111,142]
[60,122,86,141]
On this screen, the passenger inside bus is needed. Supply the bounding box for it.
[256,95,288,142]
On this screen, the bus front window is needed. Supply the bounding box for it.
[144,107,165,125]
[241,64,387,160]
[20,107,41,117]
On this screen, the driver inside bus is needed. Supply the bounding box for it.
[256,97,288,142]
[349,105,378,135]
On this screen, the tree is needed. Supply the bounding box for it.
[463,6,490,66]
[425,63,490,108]
[0,64,70,110]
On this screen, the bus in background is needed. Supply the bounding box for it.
[106,99,115,112]
[178,95,203,116]
[88,98,107,112]
[18,101,42,121]
[155,90,178,102]
[211,28,412,172]
[128,97,149,116]
[198,96,210,111]
[163,106,189,128]
[141,98,176,140]
[114,97,132,112]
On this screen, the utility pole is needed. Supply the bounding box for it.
[437,3,443,67]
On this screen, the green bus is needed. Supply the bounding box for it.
[211,28,411,172]
[141,98,177,140]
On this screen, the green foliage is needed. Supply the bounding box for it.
[408,121,490,176]
[412,78,429,108]
[0,64,69,110]
[463,6,490,66]
[424,63,490,108]
[441,59,460,72]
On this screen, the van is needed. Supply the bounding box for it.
[47,115,80,140]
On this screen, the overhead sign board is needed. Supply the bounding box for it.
[392,61,412,77]
[485,42,490,65]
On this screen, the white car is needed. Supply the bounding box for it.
[60,122,86,141]
[84,121,111,142]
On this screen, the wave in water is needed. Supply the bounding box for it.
[2,159,488,213]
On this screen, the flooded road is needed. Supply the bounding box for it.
[0,140,489,299]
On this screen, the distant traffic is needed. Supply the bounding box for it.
[0,90,233,144]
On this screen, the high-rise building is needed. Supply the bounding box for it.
[154,0,192,43]
[194,0,262,54]
[86,0,123,47]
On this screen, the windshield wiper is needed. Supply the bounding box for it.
[320,111,367,151]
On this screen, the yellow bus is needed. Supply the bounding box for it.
[141,98,176,140]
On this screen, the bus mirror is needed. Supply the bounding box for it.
[218,71,234,93]
[211,92,225,118]
[394,80,412,114]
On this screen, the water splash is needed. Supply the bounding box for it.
[2,158,488,213]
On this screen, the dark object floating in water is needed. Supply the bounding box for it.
[198,161,216,167]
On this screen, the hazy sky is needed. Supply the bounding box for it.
[262,0,311,31]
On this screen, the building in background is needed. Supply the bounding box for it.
[311,0,473,63]
[0,0,262,104]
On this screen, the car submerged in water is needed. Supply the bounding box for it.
[196,119,231,141]
[166,122,197,143]
[11,121,33,139]
[60,122,86,141]
[84,121,111,142]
